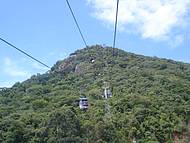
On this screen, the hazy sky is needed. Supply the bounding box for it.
[0,0,190,87]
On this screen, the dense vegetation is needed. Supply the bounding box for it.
[0,45,190,143]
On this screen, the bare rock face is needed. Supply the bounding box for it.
[75,62,90,74]
[52,52,95,75]
[58,57,74,70]
[56,55,77,73]
[74,64,80,73]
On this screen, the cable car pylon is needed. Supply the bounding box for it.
[102,0,120,120]
[102,81,112,99]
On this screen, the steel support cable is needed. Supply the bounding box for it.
[65,0,88,47]
[110,0,120,76]
[0,37,51,69]
[113,0,120,55]
[109,0,120,98]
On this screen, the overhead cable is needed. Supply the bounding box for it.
[113,0,120,50]
[0,37,51,69]
[66,0,88,47]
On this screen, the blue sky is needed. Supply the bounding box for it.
[0,0,190,87]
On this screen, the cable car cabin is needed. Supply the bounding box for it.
[79,97,88,110]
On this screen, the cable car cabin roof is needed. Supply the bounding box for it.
[80,97,88,100]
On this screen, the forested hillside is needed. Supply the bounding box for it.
[0,45,190,143]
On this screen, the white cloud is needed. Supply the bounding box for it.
[87,0,190,40]
[3,57,30,77]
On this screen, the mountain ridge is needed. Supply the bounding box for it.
[0,45,190,143]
